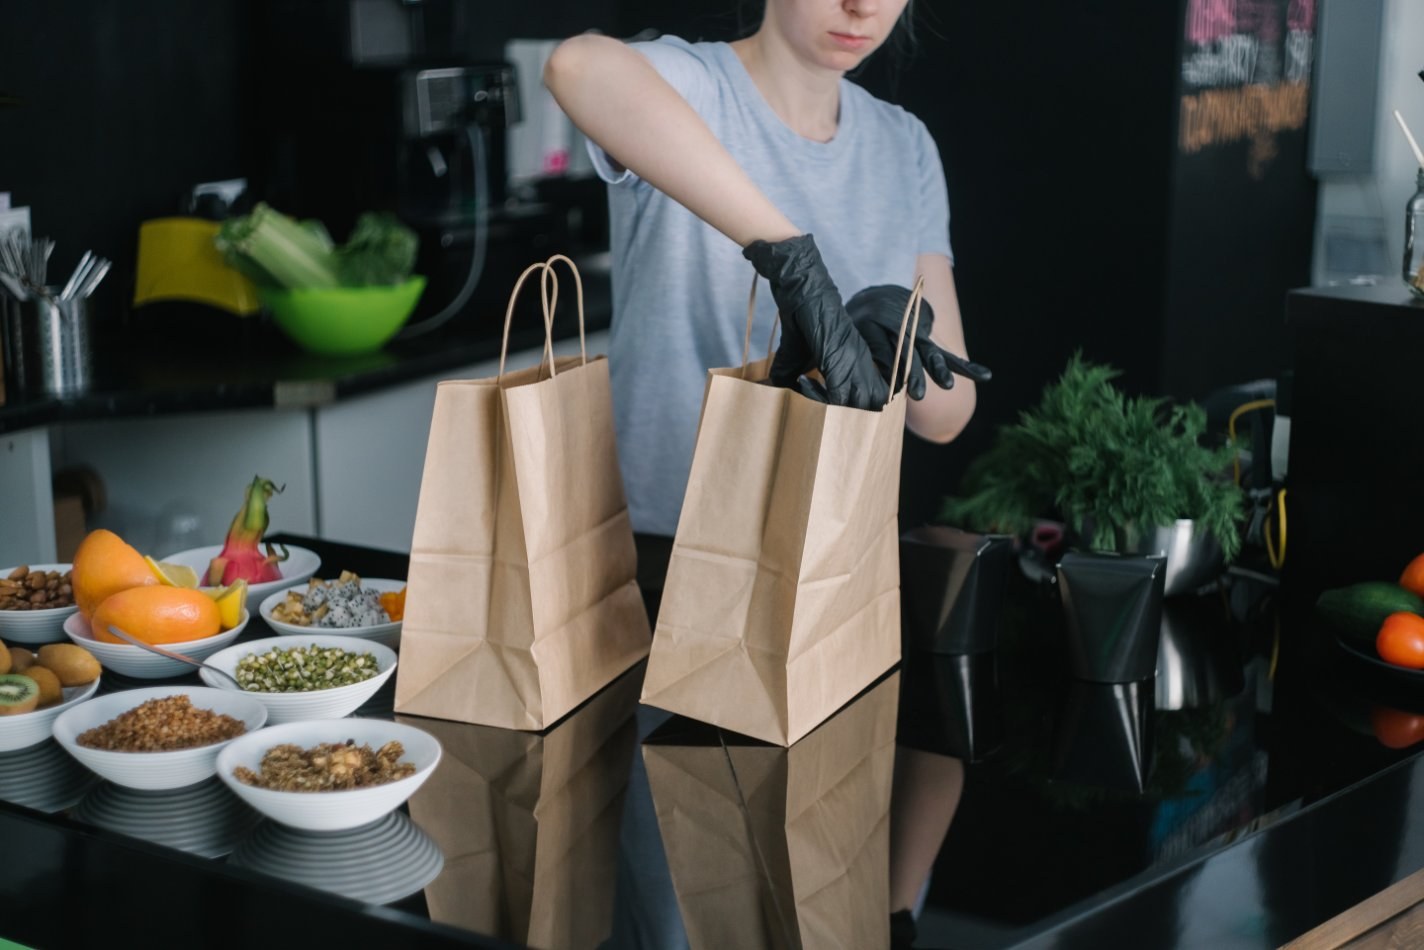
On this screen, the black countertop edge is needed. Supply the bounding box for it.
[0,303,611,434]
[0,802,520,949]
[1011,748,1424,948]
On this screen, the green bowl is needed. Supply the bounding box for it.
[260,276,427,356]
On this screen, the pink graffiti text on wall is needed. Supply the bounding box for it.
[1187,0,1314,47]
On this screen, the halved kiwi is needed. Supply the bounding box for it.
[0,674,40,716]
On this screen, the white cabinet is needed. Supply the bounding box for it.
[0,333,610,564]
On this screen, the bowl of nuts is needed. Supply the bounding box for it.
[53,686,268,790]
[216,718,441,831]
[198,636,398,724]
[0,564,79,645]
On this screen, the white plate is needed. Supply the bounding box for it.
[259,577,404,650]
[198,635,397,724]
[216,718,440,831]
[0,676,101,752]
[159,545,321,617]
[0,563,79,645]
[64,611,248,679]
[54,685,268,790]
[72,777,261,859]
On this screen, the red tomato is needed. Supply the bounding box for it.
[1403,553,1424,598]
[1376,612,1424,669]
[1371,706,1424,749]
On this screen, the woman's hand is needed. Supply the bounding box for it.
[743,234,889,409]
[846,285,992,399]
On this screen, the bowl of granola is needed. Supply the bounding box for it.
[53,686,268,790]
[259,573,404,650]
[198,636,397,724]
[216,718,441,831]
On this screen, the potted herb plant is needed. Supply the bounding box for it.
[941,353,1244,569]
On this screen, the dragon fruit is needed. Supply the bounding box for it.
[206,476,291,586]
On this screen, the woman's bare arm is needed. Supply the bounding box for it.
[544,34,799,247]
[906,254,977,442]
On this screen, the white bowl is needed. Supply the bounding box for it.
[198,636,397,724]
[54,685,269,790]
[216,718,441,831]
[0,563,80,645]
[259,578,404,650]
[0,676,101,752]
[63,610,249,679]
[159,545,321,616]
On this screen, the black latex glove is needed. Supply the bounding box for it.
[846,284,993,399]
[742,234,889,409]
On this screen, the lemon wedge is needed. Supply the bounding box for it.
[145,556,200,589]
[206,579,247,630]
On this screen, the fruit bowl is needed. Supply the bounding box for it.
[54,685,268,790]
[216,718,441,831]
[63,611,249,679]
[0,563,79,645]
[159,545,321,616]
[0,676,101,752]
[259,277,427,357]
[199,635,398,724]
[259,578,405,650]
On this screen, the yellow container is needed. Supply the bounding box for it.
[133,218,260,315]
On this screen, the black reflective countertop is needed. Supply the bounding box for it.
[1,535,1421,950]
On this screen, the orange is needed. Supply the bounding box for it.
[91,586,222,645]
[1402,553,1424,598]
[1376,612,1424,669]
[72,529,159,619]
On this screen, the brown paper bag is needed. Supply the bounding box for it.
[641,277,923,745]
[396,255,651,729]
[402,664,641,950]
[644,671,899,950]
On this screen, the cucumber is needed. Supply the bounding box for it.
[1316,582,1424,645]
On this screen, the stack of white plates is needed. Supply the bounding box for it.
[72,778,262,859]
[228,811,443,905]
[0,739,98,813]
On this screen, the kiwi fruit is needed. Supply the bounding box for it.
[0,674,39,716]
[0,640,9,675]
[8,646,35,673]
[22,665,62,707]
[36,644,100,686]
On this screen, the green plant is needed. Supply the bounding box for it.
[941,353,1244,561]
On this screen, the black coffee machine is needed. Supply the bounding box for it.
[247,0,573,337]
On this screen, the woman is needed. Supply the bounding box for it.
[545,0,988,541]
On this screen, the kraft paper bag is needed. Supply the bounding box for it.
[643,671,899,950]
[641,277,923,746]
[402,663,641,949]
[396,255,651,729]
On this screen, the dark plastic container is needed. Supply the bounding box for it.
[1056,550,1166,683]
[900,525,1015,655]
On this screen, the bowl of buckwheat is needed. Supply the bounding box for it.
[53,685,268,790]
[0,564,79,645]
[216,718,441,831]
[198,636,397,724]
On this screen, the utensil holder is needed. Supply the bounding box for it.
[1056,550,1166,683]
[7,292,91,397]
[900,525,1015,655]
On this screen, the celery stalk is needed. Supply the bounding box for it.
[215,203,341,290]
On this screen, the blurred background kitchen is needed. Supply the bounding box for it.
[1,0,1421,573]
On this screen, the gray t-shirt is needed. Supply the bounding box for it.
[590,36,954,537]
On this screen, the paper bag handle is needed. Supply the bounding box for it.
[498,262,559,381]
[498,263,558,381]
[739,272,780,381]
[540,253,589,367]
[885,275,925,404]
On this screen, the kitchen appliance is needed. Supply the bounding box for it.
[250,1,527,338]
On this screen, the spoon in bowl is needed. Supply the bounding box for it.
[105,625,244,691]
